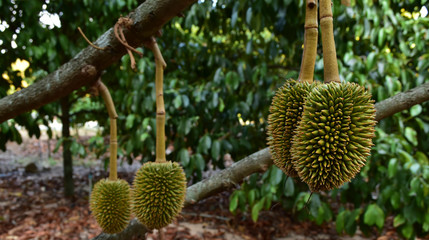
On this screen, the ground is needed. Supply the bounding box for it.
[0,135,400,240]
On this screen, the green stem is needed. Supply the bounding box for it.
[320,0,340,83]
[98,81,118,181]
[150,40,167,163]
[298,0,319,83]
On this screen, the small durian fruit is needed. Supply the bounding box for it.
[291,82,376,192]
[132,161,187,230]
[90,178,131,234]
[267,79,320,177]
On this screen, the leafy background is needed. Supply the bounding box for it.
[0,0,428,238]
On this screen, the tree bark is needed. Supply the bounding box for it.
[374,82,429,121]
[0,0,197,123]
[60,97,74,197]
[92,83,429,239]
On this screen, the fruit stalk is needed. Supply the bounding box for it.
[149,39,167,163]
[98,81,119,181]
[298,0,318,83]
[320,0,340,83]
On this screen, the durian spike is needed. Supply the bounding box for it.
[98,81,119,181]
[147,38,167,163]
[320,0,340,83]
[298,0,318,84]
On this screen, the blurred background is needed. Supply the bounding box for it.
[0,0,428,239]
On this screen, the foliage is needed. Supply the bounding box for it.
[1,0,429,238]
[226,0,429,239]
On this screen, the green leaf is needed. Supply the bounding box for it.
[248,189,256,206]
[211,92,219,108]
[390,191,400,209]
[219,98,225,112]
[401,224,413,239]
[378,28,386,47]
[246,8,252,25]
[193,153,205,171]
[393,214,406,227]
[246,39,252,54]
[125,114,135,130]
[182,95,190,107]
[178,148,190,167]
[423,214,429,232]
[388,158,398,178]
[211,140,221,161]
[398,149,414,163]
[264,193,273,210]
[410,104,422,117]
[415,151,429,165]
[336,210,347,233]
[269,167,283,185]
[178,118,192,136]
[53,138,64,153]
[410,177,421,194]
[231,3,238,27]
[364,204,385,229]
[345,209,360,235]
[213,68,223,83]
[198,135,212,154]
[226,71,240,91]
[284,176,294,197]
[366,52,376,71]
[173,95,182,108]
[251,198,265,222]
[229,191,239,213]
[404,127,418,146]
[140,132,149,142]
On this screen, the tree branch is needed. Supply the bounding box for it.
[0,0,197,123]
[93,82,429,239]
[374,82,429,121]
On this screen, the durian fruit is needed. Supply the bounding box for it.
[267,0,319,177]
[90,81,131,234]
[267,80,320,177]
[132,39,187,230]
[291,82,376,192]
[90,179,131,234]
[132,161,187,229]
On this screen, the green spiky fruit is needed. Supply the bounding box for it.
[90,179,131,234]
[132,161,187,229]
[291,82,376,192]
[267,79,320,177]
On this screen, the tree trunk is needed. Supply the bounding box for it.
[61,97,74,197]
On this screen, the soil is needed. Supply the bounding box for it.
[0,135,398,240]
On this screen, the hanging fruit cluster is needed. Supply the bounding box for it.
[89,37,186,234]
[267,0,376,192]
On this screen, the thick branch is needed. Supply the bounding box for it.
[0,0,197,123]
[93,219,147,240]
[374,82,429,121]
[185,148,272,204]
[92,82,429,239]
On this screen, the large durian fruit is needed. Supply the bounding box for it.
[90,179,131,234]
[267,79,320,177]
[291,82,376,192]
[132,161,187,229]
[267,0,319,178]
